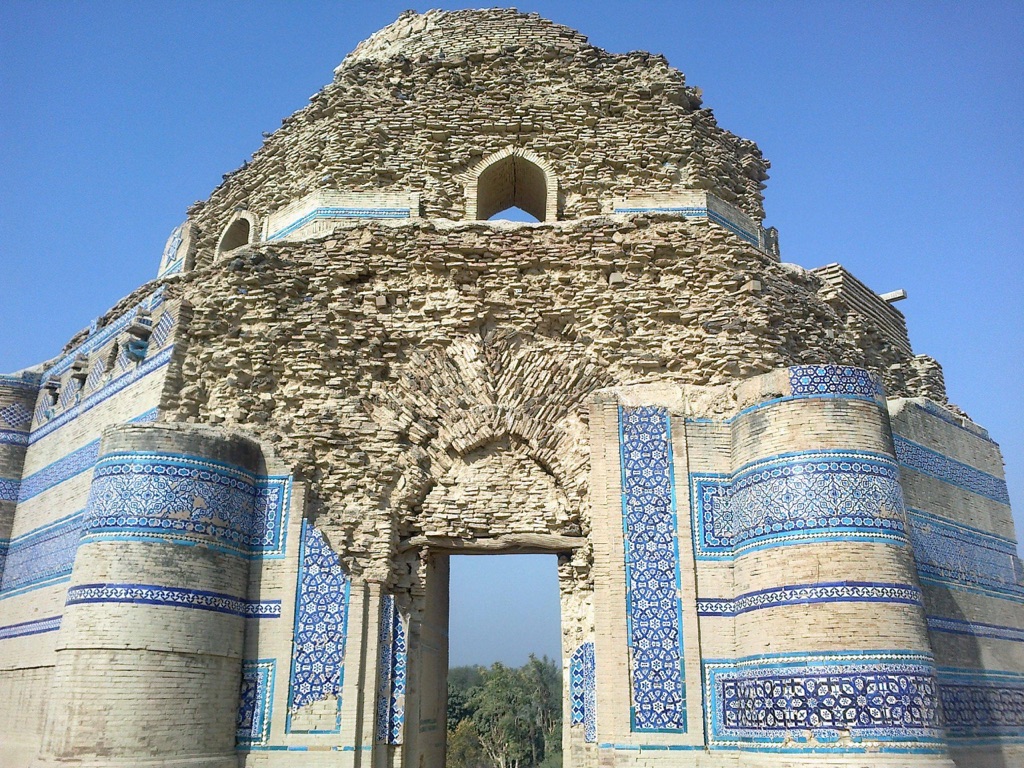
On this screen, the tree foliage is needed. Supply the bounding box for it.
[446,656,562,768]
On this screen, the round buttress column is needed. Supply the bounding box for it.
[38,423,263,768]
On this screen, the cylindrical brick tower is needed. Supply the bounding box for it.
[37,423,264,768]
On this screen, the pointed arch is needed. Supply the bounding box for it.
[461,147,558,222]
[216,211,259,258]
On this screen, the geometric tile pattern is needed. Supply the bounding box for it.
[692,451,908,559]
[938,669,1024,740]
[0,402,32,428]
[0,615,62,641]
[375,594,407,745]
[65,582,282,619]
[788,364,883,398]
[148,310,176,351]
[704,652,944,750]
[82,454,289,560]
[159,223,186,278]
[0,477,19,503]
[569,641,596,743]
[0,430,29,447]
[237,659,275,747]
[619,405,685,732]
[927,616,1024,643]
[907,508,1023,601]
[0,511,85,597]
[267,207,411,241]
[612,206,761,247]
[696,581,923,616]
[288,520,350,716]
[17,439,100,502]
[895,436,1010,505]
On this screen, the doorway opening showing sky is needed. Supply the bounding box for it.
[487,206,540,223]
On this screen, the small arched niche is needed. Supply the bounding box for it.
[463,148,558,222]
[216,212,258,257]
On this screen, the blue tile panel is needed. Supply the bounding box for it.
[287,520,350,731]
[237,659,276,747]
[703,652,944,752]
[0,477,19,502]
[619,406,686,732]
[65,583,281,618]
[938,668,1024,741]
[696,581,923,617]
[908,508,1023,601]
[30,344,173,444]
[692,451,908,560]
[894,436,1010,505]
[159,223,185,278]
[612,207,760,247]
[0,511,85,597]
[375,594,407,744]
[17,440,100,502]
[81,453,289,560]
[788,365,883,398]
[927,617,1024,643]
[0,373,40,390]
[267,207,412,240]
[0,615,61,640]
[569,642,597,743]
[0,401,33,428]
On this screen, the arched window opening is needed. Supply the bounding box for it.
[487,205,540,223]
[475,155,549,222]
[219,218,251,254]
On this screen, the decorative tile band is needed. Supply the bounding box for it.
[0,401,33,428]
[17,439,100,502]
[287,520,350,731]
[692,451,908,559]
[697,582,923,617]
[0,614,62,640]
[788,365,883,398]
[927,616,1024,643]
[0,373,40,390]
[0,429,29,446]
[619,406,686,732]
[704,652,944,750]
[375,594,407,745]
[81,454,289,559]
[894,436,1010,505]
[30,344,172,444]
[0,477,19,503]
[267,207,411,240]
[0,511,85,597]
[569,641,597,743]
[612,207,760,247]
[908,508,1023,601]
[65,583,281,618]
[938,668,1024,740]
[237,659,276,747]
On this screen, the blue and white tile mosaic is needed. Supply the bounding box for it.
[17,440,100,502]
[612,206,761,247]
[895,436,1010,505]
[149,310,176,351]
[0,402,33,428]
[704,652,944,750]
[938,668,1024,740]
[0,614,61,641]
[0,477,19,503]
[82,453,289,559]
[0,430,29,447]
[65,582,281,618]
[619,406,686,732]
[237,659,275,747]
[569,641,597,743]
[0,511,84,597]
[908,509,1023,601]
[287,520,350,730]
[788,365,883,398]
[692,451,908,560]
[696,581,922,617]
[927,616,1024,643]
[267,207,411,241]
[375,594,407,745]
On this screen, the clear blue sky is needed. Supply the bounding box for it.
[2,1,1021,665]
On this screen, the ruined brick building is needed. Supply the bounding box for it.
[1,9,1021,768]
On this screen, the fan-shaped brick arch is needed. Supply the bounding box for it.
[461,147,559,222]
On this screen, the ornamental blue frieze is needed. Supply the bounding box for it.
[375,594,407,745]
[788,364,883,398]
[569,641,597,743]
